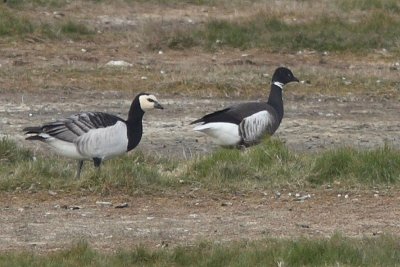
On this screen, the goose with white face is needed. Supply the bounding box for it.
[23,92,164,179]
[139,94,164,111]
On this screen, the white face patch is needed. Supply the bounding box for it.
[139,94,159,111]
[273,81,284,89]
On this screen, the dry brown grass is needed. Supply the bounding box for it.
[0,0,399,99]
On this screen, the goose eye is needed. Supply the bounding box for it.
[147,98,155,102]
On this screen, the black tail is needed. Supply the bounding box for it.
[23,126,46,141]
[190,118,204,125]
[23,126,42,134]
[25,135,46,141]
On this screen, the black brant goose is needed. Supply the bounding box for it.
[191,67,299,147]
[23,93,163,178]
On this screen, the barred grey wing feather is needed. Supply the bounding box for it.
[41,112,123,143]
[239,111,274,145]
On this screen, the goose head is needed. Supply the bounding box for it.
[138,93,164,111]
[272,67,299,86]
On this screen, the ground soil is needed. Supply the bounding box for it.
[1,1,400,253]
[1,189,400,253]
[1,84,400,253]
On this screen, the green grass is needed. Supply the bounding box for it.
[0,7,34,36]
[1,234,400,266]
[309,145,400,185]
[338,0,400,12]
[0,142,177,194]
[185,138,307,191]
[0,137,33,164]
[2,138,399,194]
[143,8,400,54]
[5,0,70,8]
[3,1,400,54]
[0,7,93,40]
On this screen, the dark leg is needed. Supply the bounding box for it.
[93,157,102,168]
[93,157,102,175]
[76,160,84,179]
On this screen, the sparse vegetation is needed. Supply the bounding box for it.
[0,234,399,266]
[0,7,93,40]
[0,137,32,164]
[2,0,400,54]
[1,138,399,194]
[0,7,34,36]
[157,11,400,53]
[338,0,400,12]
[5,0,70,8]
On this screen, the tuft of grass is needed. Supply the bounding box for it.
[185,138,307,191]
[5,0,70,8]
[0,7,34,36]
[60,21,94,38]
[0,8,93,40]
[0,138,33,164]
[38,21,94,40]
[0,140,177,194]
[1,234,400,266]
[309,145,400,185]
[338,0,400,12]
[79,151,178,195]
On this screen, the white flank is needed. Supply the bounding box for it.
[76,121,128,160]
[239,111,273,143]
[41,134,85,160]
[193,122,241,146]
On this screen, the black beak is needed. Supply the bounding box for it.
[293,76,300,83]
[154,102,164,109]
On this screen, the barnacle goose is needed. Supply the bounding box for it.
[191,67,299,147]
[23,93,163,178]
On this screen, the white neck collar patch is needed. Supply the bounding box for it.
[273,81,284,89]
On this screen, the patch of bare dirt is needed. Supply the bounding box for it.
[1,189,399,252]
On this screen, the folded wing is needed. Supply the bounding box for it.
[24,112,123,142]
[239,110,275,144]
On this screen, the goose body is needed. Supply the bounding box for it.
[24,93,163,178]
[191,67,299,147]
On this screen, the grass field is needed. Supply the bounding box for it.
[1,0,400,265]
[2,138,400,194]
[1,234,400,266]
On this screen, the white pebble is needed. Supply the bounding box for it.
[105,60,132,67]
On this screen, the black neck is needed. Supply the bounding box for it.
[126,99,144,151]
[267,84,284,122]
